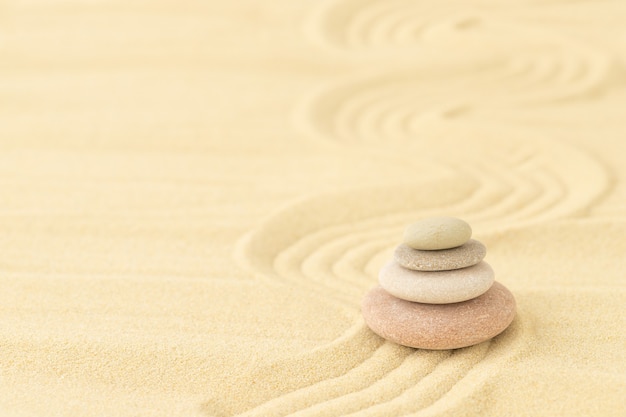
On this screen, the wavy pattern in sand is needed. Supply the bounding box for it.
[3,1,626,416]
[227,141,607,415]
[218,2,620,415]
[306,0,616,59]
[238,137,607,300]
[296,55,613,145]
[303,0,617,139]
[236,342,480,417]
[224,303,533,417]
[306,0,489,50]
[227,218,626,417]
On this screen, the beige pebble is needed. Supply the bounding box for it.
[379,260,494,304]
[403,217,471,250]
[362,282,516,350]
[394,239,486,271]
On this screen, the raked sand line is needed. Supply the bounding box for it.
[207,314,503,417]
[297,233,391,293]
[313,307,531,417]
[294,79,610,217]
[201,323,386,416]
[236,325,512,417]
[235,346,480,417]
[232,130,607,415]
[284,349,453,417]
[237,142,608,304]
[233,340,422,417]
[456,161,571,223]
[330,239,391,287]
[304,0,615,98]
[405,310,534,417]
[236,309,532,417]
[235,178,477,305]
[295,65,613,145]
[287,343,491,417]
[227,193,612,416]
[241,190,488,306]
[410,288,625,417]
[341,343,492,417]
[305,0,497,50]
[3,2,626,416]
[229,186,584,414]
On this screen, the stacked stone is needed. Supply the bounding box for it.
[362,217,516,350]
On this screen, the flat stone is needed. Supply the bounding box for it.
[394,239,486,271]
[362,282,516,350]
[379,260,494,304]
[403,217,471,250]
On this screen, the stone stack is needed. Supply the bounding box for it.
[362,217,516,350]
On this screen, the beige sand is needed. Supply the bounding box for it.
[1,1,625,416]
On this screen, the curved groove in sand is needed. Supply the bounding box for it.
[225,131,611,415]
[408,305,535,417]
[306,0,615,79]
[224,3,617,414]
[342,343,493,417]
[306,0,482,50]
[231,151,607,414]
[235,340,488,417]
[202,323,387,415]
[238,137,608,302]
[261,288,532,417]
[296,58,612,147]
[294,343,491,417]
[234,300,534,417]
[234,343,432,417]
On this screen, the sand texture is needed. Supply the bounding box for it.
[1,0,625,416]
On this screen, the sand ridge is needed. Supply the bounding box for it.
[1,0,625,416]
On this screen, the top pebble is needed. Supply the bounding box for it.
[403,217,472,250]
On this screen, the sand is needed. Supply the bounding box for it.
[0,0,625,416]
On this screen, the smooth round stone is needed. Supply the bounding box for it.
[362,282,516,350]
[394,239,486,271]
[403,217,472,250]
[379,260,494,304]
